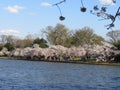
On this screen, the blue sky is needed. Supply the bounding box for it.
[0,0,119,39]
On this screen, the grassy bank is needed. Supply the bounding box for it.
[0,56,120,66]
[39,60,120,66]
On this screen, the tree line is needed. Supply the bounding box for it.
[0,34,48,51]
[0,23,120,51]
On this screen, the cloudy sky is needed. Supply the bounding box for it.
[0,0,119,38]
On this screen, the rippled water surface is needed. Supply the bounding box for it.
[0,59,120,90]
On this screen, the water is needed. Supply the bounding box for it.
[0,59,120,90]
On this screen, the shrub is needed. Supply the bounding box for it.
[4,43,14,51]
[0,44,4,51]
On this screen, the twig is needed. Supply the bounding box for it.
[81,0,84,7]
[56,5,62,16]
[53,0,66,6]
[107,6,120,29]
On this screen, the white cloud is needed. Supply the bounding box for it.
[0,29,21,36]
[99,0,115,5]
[4,5,24,13]
[40,2,52,7]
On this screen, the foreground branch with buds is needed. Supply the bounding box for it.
[52,0,119,29]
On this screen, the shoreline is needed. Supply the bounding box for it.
[0,56,120,66]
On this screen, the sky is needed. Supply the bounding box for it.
[0,0,119,39]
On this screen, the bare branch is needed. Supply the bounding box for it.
[52,0,66,6]
[53,0,66,21]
